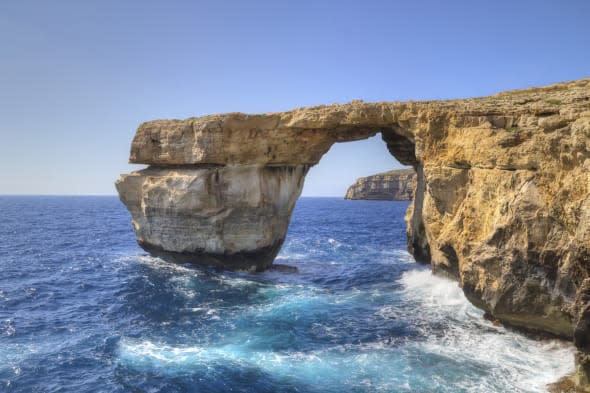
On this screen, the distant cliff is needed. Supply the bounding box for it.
[345,169,415,200]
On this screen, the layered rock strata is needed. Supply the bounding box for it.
[344,168,415,200]
[117,78,590,389]
[116,165,307,271]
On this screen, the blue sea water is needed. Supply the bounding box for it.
[0,196,575,393]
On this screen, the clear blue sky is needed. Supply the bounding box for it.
[1,0,588,196]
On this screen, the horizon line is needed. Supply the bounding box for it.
[0,193,356,198]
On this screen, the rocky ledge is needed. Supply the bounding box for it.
[117,78,590,389]
[344,168,415,200]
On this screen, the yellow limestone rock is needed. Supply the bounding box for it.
[117,78,590,389]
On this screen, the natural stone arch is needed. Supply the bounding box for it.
[116,78,590,389]
[116,104,425,271]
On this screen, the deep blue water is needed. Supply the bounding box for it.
[0,196,574,393]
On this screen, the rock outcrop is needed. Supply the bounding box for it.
[117,165,307,271]
[344,168,415,200]
[117,78,590,389]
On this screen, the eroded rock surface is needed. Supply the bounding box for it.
[116,165,307,271]
[345,168,415,200]
[117,78,590,389]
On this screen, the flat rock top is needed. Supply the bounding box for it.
[359,168,415,179]
[142,78,589,128]
[129,78,590,165]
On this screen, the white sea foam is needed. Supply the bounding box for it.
[118,321,572,393]
[213,274,262,288]
[400,269,467,308]
[397,269,575,392]
[117,339,409,390]
[114,255,575,392]
[168,277,199,299]
[3,319,16,337]
[275,252,309,261]
[115,254,198,275]
[328,238,342,248]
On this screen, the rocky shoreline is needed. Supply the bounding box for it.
[117,78,590,390]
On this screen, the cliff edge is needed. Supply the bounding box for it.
[344,168,415,200]
[117,78,590,389]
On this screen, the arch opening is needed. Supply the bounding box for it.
[291,129,429,269]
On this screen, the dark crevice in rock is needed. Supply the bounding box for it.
[437,243,460,277]
[381,129,418,166]
[406,164,431,265]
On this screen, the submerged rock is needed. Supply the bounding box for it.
[117,78,590,389]
[344,168,415,200]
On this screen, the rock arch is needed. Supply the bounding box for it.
[116,104,424,271]
[116,78,590,389]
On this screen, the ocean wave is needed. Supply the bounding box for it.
[117,339,409,391]
[399,269,467,308]
[397,269,575,392]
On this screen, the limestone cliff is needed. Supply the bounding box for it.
[344,169,415,200]
[117,78,590,389]
[117,165,307,270]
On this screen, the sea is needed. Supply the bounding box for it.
[0,196,575,393]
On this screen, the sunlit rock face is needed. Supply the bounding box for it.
[344,168,415,200]
[117,78,590,389]
[116,165,308,271]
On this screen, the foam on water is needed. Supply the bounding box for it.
[0,197,576,392]
[116,254,200,275]
[400,269,470,308]
[0,344,37,374]
[399,270,575,392]
[115,266,575,393]
[118,339,414,392]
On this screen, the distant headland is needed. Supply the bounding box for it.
[344,169,415,200]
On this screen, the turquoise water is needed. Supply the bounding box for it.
[0,196,574,392]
